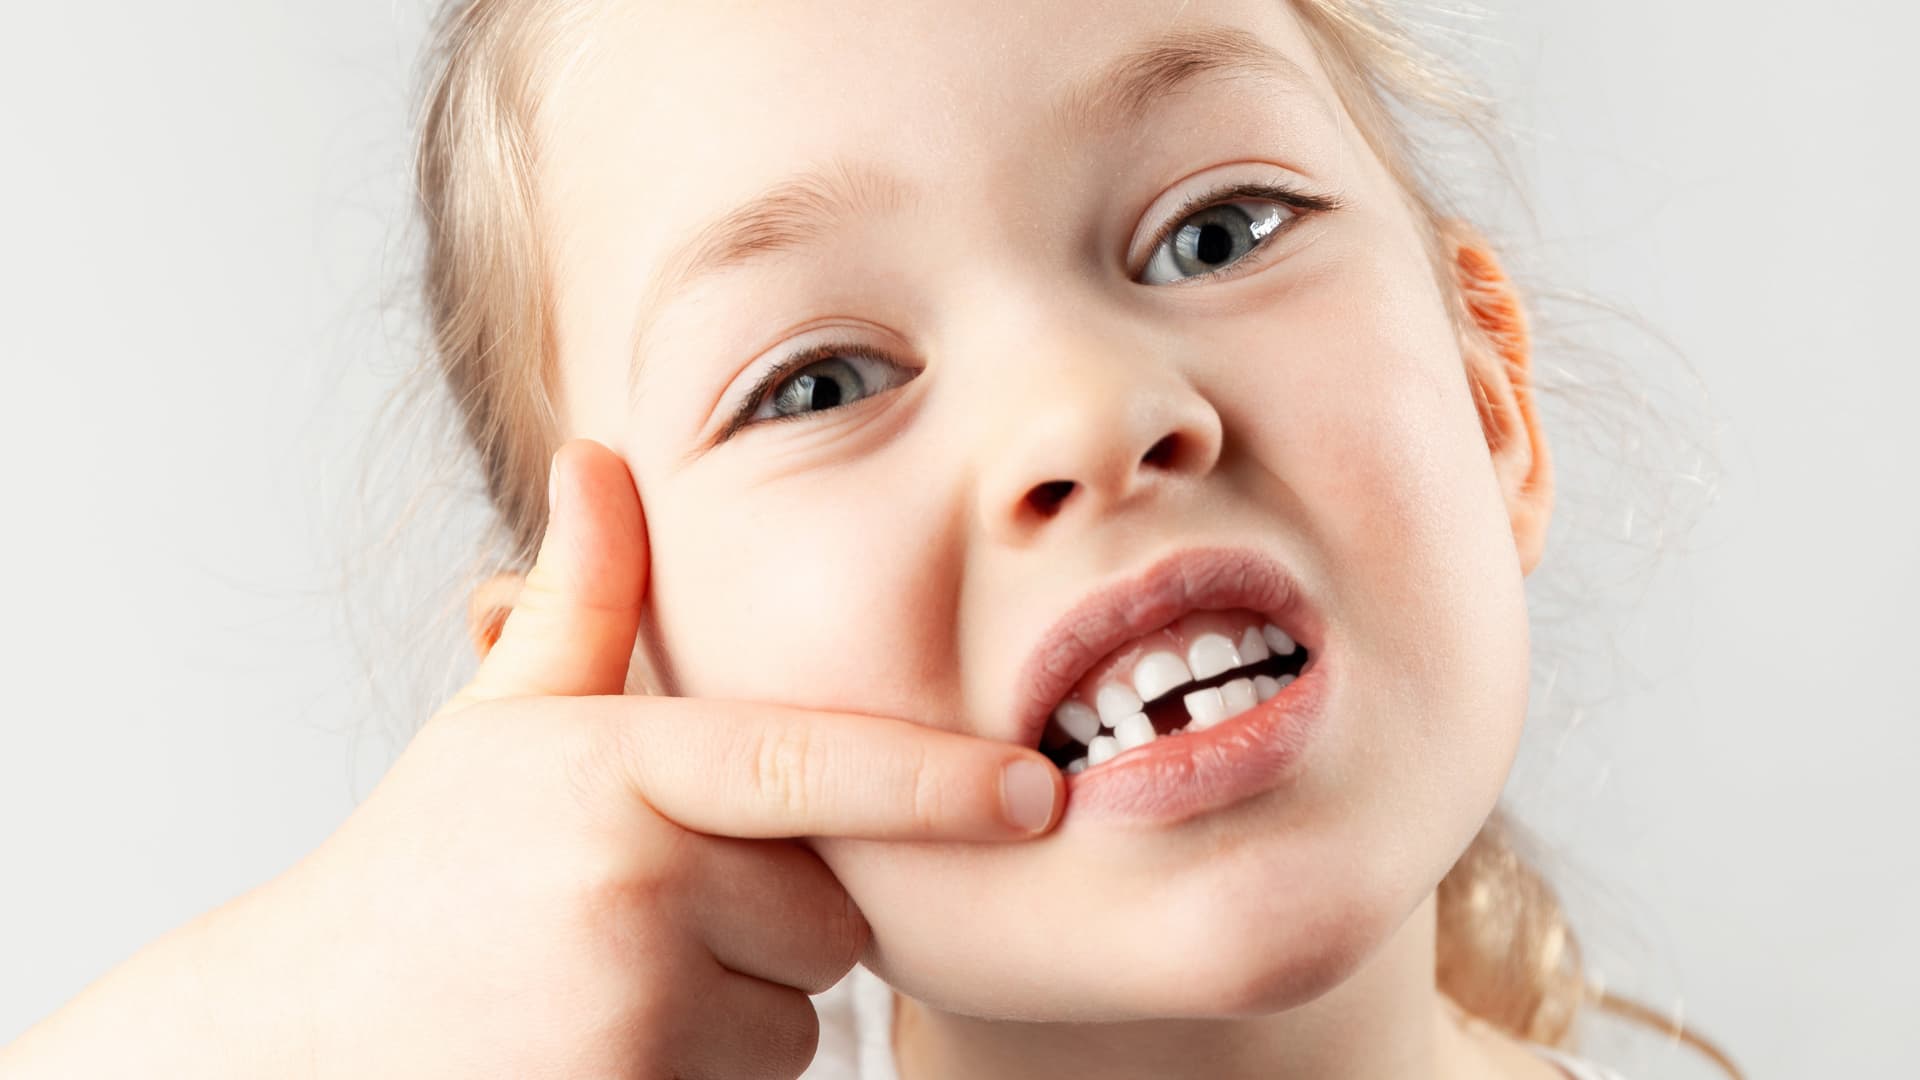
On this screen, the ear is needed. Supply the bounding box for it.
[466,570,528,663]
[1441,219,1554,575]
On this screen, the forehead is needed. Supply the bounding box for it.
[532,0,1349,423]
[537,0,1334,240]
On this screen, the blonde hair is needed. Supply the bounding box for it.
[400,0,1738,1073]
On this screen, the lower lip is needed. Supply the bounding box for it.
[1059,652,1332,827]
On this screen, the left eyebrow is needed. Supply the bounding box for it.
[629,23,1315,397]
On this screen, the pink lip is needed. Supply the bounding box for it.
[1009,546,1331,826]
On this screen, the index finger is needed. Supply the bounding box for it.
[583,695,1063,841]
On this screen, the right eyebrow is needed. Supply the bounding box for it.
[628,24,1315,398]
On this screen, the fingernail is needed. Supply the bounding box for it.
[1001,758,1059,834]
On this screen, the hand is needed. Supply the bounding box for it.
[267,437,1062,1079]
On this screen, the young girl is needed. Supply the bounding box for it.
[0,1,1739,1078]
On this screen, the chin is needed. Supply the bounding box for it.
[866,823,1439,1024]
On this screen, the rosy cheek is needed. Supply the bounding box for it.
[640,470,954,718]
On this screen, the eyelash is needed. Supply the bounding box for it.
[716,341,899,442]
[720,179,1343,440]
[1135,179,1343,285]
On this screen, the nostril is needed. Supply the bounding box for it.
[1025,479,1076,517]
[1141,433,1179,469]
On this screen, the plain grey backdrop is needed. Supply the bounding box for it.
[2,2,1913,1076]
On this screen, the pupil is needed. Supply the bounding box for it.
[1196,222,1231,265]
[809,374,843,409]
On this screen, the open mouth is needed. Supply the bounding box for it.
[1038,608,1312,774]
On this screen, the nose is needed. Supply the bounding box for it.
[975,318,1224,546]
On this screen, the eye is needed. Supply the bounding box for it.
[720,343,917,439]
[1136,181,1341,287]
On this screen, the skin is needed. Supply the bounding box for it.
[489,0,1563,1076]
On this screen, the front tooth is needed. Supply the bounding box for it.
[1133,651,1193,703]
[1183,686,1229,730]
[1113,712,1157,750]
[1186,633,1241,681]
[1238,626,1270,665]
[1262,623,1297,656]
[1254,674,1281,701]
[1220,677,1257,715]
[1086,735,1120,765]
[1052,701,1102,745]
[1095,684,1143,727]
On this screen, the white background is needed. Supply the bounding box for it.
[2,3,1912,1076]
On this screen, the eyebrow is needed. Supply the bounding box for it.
[629,24,1313,400]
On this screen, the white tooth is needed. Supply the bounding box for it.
[1052,701,1102,745]
[1185,633,1241,681]
[1275,673,1296,689]
[1221,677,1257,715]
[1238,626,1270,665]
[1183,686,1229,730]
[1114,712,1157,750]
[1086,735,1120,766]
[1095,684,1143,727]
[1065,757,1089,775]
[1133,651,1193,703]
[1254,674,1281,702]
[1262,623,1297,656]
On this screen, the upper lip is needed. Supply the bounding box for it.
[1008,546,1323,751]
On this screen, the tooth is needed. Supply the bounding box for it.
[1262,624,1297,656]
[1221,677,1257,716]
[1183,686,1228,730]
[1185,633,1241,681]
[1086,734,1120,766]
[1254,674,1281,702]
[1052,701,1102,745]
[1065,757,1089,775]
[1113,712,1157,750]
[1275,673,1296,689]
[1095,684,1143,727]
[1132,652,1193,703]
[1238,626,1270,665]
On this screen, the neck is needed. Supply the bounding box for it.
[891,893,1495,1080]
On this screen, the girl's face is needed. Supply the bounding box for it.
[538,0,1550,1020]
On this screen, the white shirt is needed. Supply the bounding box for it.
[805,964,1630,1080]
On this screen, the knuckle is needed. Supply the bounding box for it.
[905,743,947,833]
[568,836,692,945]
[620,990,684,1078]
[628,976,683,1047]
[751,724,826,821]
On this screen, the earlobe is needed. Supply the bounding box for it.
[1441,219,1554,575]
[466,571,528,663]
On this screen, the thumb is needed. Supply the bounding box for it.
[451,438,649,709]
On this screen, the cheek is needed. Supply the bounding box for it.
[1211,238,1531,872]
[636,456,962,718]
[1225,236,1526,701]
